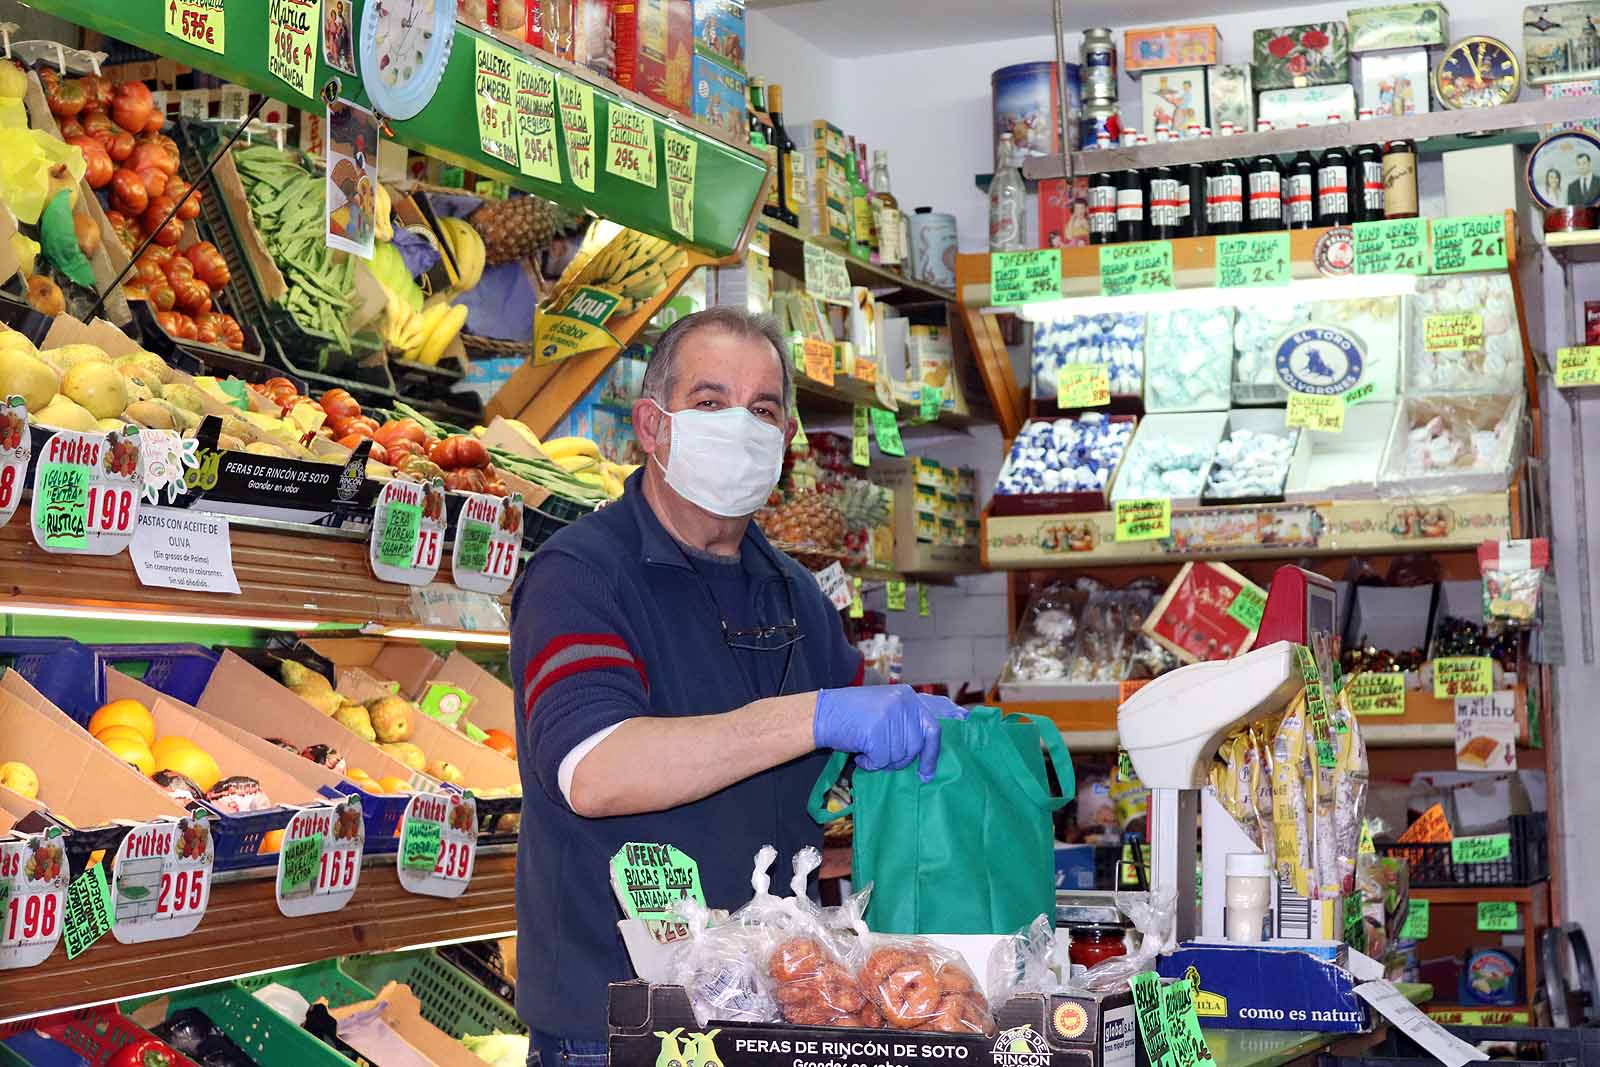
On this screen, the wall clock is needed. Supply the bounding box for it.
[1433,36,1522,109]
[359,0,458,121]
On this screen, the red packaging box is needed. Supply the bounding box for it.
[1142,560,1264,662]
[1039,177,1090,248]
[1586,300,1600,345]
[615,0,693,113]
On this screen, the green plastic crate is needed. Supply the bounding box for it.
[163,986,358,1067]
[236,958,373,1009]
[341,949,525,1038]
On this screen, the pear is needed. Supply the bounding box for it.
[334,702,377,742]
[367,695,416,743]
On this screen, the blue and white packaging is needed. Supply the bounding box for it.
[1156,940,1369,1032]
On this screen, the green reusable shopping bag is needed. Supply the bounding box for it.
[807,706,1074,935]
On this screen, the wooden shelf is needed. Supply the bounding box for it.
[1545,229,1600,264]
[764,218,957,306]
[1413,883,1549,904]
[0,851,517,1021]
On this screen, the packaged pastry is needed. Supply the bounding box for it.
[1270,692,1311,898]
[1000,582,1084,684]
[850,936,993,1034]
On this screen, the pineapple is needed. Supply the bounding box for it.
[469,194,564,266]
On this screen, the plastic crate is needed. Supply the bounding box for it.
[8,1006,202,1067]
[236,958,374,1008]
[323,782,408,851]
[90,643,221,709]
[1378,813,1548,887]
[341,949,526,1037]
[163,986,358,1067]
[0,638,96,712]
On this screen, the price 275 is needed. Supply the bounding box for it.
[484,539,517,578]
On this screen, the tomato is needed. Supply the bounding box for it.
[108,168,148,216]
[167,177,201,220]
[106,130,135,162]
[429,434,490,471]
[184,241,230,290]
[110,81,154,134]
[145,279,175,313]
[319,387,361,420]
[337,430,375,448]
[384,437,426,460]
[374,418,428,451]
[444,466,488,493]
[345,415,380,436]
[142,196,182,246]
[45,77,87,119]
[67,136,113,189]
[127,140,175,177]
[106,211,139,253]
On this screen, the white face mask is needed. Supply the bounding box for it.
[648,401,785,518]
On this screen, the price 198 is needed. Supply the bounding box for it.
[87,486,134,533]
[4,891,59,943]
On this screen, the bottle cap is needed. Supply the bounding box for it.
[1256,118,1273,132]
[1296,121,1311,129]
[1226,852,1273,878]
[1358,107,1374,120]
[1326,113,1342,122]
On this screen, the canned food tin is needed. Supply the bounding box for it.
[1081,28,1118,102]
[992,61,1082,163]
[1081,102,1120,149]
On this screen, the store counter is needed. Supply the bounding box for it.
[1204,984,1433,1067]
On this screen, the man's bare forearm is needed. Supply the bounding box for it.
[565,692,818,817]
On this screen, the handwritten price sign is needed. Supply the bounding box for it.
[557,78,596,192]
[166,0,226,53]
[1099,242,1174,297]
[267,0,318,97]
[1286,392,1346,432]
[1556,346,1600,388]
[1057,364,1110,408]
[1216,232,1290,288]
[1423,312,1484,352]
[663,129,697,240]
[990,249,1061,305]
[1432,656,1493,699]
[474,40,519,167]
[605,107,658,187]
[1430,215,1507,274]
[514,59,561,184]
[1114,498,1171,542]
[1353,218,1428,275]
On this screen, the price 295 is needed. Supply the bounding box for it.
[156,868,205,916]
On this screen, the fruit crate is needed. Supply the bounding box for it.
[341,948,526,1037]
[1378,813,1549,887]
[235,958,373,1008]
[128,298,268,374]
[1,1007,202,1067]
[160,986,358,1067]
[89,643,220,709]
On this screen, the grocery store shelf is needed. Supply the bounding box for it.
[0,851,517,1022]
[1413,883,1549,905]
[1544,229,1600,264]
[764,218,957,305]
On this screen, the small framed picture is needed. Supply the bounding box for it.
[1526,127,1600,209]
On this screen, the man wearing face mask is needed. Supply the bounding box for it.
[510,308,966,1067]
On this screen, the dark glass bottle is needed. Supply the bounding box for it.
[1088,133,1118,245]
[1207,122,1243,235]
[1315,114,1352,227]
[1383,135,1419,219]
[1246,118,1283,233]
[1285,123,1317,230]
[1115,130,1147,243]
[1148,126,1181,239]
[1180,122,1208,237]
[1353,108,1385,223]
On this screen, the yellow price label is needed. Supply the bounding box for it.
[854,358,877,384]
[802,338,834,386]
[1424,312,1484,352]
[1286,392,1346,432]
[1347,672,1406,715]
[848,577,863,619]
[166,0,226,53]
[1556,346,1600,388]
[1432,656,1493,699]
[1057,364,1111,408]
[1114,498,1171,542]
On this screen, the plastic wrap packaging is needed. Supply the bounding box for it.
[1270,692,1312,899]
[767,849,878,1028]
[987,915,1066,1007]
[1233,304,1310,404]
[1384,394,1522,485]
[851,936,994,1033]
[1407,274,1523,394]
[1001,583,1083,684]
[1205,427,1297,499]
[669,847,784,1025]
[1332,691,1369,897]
[1031,312,1145,400]
[1144,308,1235,412]
[1069,891,1177,992]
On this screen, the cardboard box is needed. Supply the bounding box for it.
[1378,393,1525,496]
[1156,942,1369,1032]
[690,54,746,141]
[870,456,981,574]
[430,652,517,737]
[691,0,745,73]
[1124,24,1222,71]
[1252,22,1352,90]
[332,982,498,1067]
[1347,2,1448,52]
[1257,84,1359,126]
[302,638,445,698]
[1356,48,1431,116]
[615,0,693,113]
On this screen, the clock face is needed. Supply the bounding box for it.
[1434,36,1521,109]
[360,0,458,121]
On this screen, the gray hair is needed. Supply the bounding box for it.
[640,306,794,412]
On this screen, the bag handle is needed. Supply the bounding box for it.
[1005,711,1076,812]
[807,751,852,824]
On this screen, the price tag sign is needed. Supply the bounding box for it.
[166,0,226,53]
[663,128,698,241]
[852,405,871,466]
[918,582,930,617]
[419,681,474,727]
[1400,898,1430,939]
[848,576,864,619]
[0,396,30,530]
[1099,242,1174,298]
[1433,656,1493,698]
[920,386,944,422]
[474,39,519,167]
[1353,218,1429,275]
[605,106,657,187]
[370,478,446,586]
[1163,973,1213,1067]
[1430,215,1507,274]
[110,815,214,945]
[1424,313,1485,352]
[816,561,852,611]
[609,843,706,921]
[1057,364,1111,408]
[1115,498,1171,542]
[803,242,852,304]
[397,793,477,898]
[802,337,835,386]
[0,831,68,970]
[854,357,878,384]
[1216,232,1290,288]
[31,429,143,555]
[556,77,596,193]
[1286,392,1346,432]
[1129,972,1176,1067]
[513,58,561,184]
[1556,346,1600,388]
[1477,901,1518,932]
[130,507,241,595]
[452,491,522,596]
[274,798,363,917]
[1451,833,1511,864]
[1348,672,1406,715]
[1225,584,1267,630]
[885,580,907,611]
[990,248,1061,305]
[871,408,904,457]
[267,0,319,98]
[62,862,112,961]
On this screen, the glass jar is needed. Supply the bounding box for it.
[1068,924,1128,969]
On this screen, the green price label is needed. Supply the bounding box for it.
[1348,672,1406,715]
[1433,656,1493,698]
[1116,749,1136,783]
[920,386,943,422]
[1400,898,1430,939]
[990,248,1062,305]
[886,580,907,611]
[918,583,930,617]
[1477,901,1518,932]
[1115,498,1171,542]
[458,520,493,572]
[1452,833,1511,864]
[1216,232,1290,288]
[1429,215,1507,274]
[851,405,871,466]
[1100,241,1175,298]
[401,817,442,871]
[848,577,864,619]
[1556,346,1600,388]
[1225,584,1267,630]
[1343,381,1376,406]
[218,378,251,410]
[462,721,489,743]
[279,834,322,894]
[609,842,706,921]
[871,407,905,457]
[1162,974,1210,1067]
[377,501,421,569]
[1129,972,1177,1067]
[1353,217,1429,275]
[419,682,474,727]
[33,461,89,550]
[1057,364,1111,408]
[62,863,114,960]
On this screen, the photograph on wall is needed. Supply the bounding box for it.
[322,0,356,75]
[325,98,378,258]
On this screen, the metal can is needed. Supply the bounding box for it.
[992,61,1082,164]
[1080,102,1120,149]
[907,208,958,289]
[1081,28,1118,102]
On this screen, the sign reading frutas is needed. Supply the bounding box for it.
[556,77,596,192]
[166,0,226,53]
[990,248,1062,305]
[0,831,68,971]
[0,396,29,530]
[1432,656,1493,698]
[397,792,477,898]
[452,491,523,596]
[1217,232,1290,287]
[609,842,706,922]
[275,797,364,918]
[1353,217,1428,274]
[663,129,698,241]
[370,478,447,585]
[110,815,214,945]
[1100,242,1175,297]
[474,39,519,167]
[1347,672,1406,715]
[268,0,320,98]
[31,429,143,555]
[534,285,621,364]
[1429,215,1507,273]
[1115,498,1171,542]
[513,58,561,183]
[605,107,658,187]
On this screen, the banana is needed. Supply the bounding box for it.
[375,183,394,241]
[416,304,468,366]
[439,216,485,293]
[600,468,624,498]
[403,301,453,359]
[542,436,601,460]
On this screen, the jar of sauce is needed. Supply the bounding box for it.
[1068,924,1128,969]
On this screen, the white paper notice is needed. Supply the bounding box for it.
[1354,981,1488,1067]
[816,562,851,611]
[1454,691,1517,772]
[130,507,241,594]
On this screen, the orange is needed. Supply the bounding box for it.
[482,729,516,759]
[258,829,285,854]
[88,699,155,745]
[101,735,154,776]
[93,725,150,748]
[154,744,220,792]
[376,776,411,794]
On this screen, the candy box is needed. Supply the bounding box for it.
[1108,410,1227,507]
[1141,561,1264,663]
[1201,408,1304,503]
[1346,2,1448,52]
[690,53,747,141]
[1378,392,1526,495]
[1356,48,1431,115]
[1252,22,1351,90]
[1406,274,1525,394]
[614,0,694,113]
[991,414,1137,515]
[1257,83,1358,126]
[1139,68,1210,135]
[1143,306,1233,412]
[692,0,746,73]
[1031,311,1145,401]
[1284,400,1399,499]
[1124,24,1223,71]
[1208,64,1255,132]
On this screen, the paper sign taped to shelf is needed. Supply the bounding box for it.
[1398,803,1452,844]
[801,336,835,386]
[1433,656,1493,698]
[557,77,596,192]
[474,39,519,167]
[1216,232,1291,288]
[1477,901,1518,932]
[1100,242,1174,298]
[267,0,319,98]
[1115,498,1171,541]
[871,408,904,456]
[1225,584,1267,631]
[990,248,1061,305]
[1354,980,1488,1067]
[31,429,143,556]
[886,580,907,611]
[1347,672,1406,715]
[410,583,509,632]
[605,107,658,187]
[852,405,871,466]
[514,59,562,184]
[0,830,68,971]
[62,862,112,961]
[129,507,241,595]
[274,799,362,919]
[166,0,225,53]
[1429,215,1507,274]
[918,583,930,617]
[1286,392,1345,432]
[370,478,446,586]
[609,843,705,922]
[110,815,214,945]
[1128,972,1176,1067]
[1451,833,1511,865]
[452,491,522,596]
[1353,218,1428,275]
[803,242,852,304]
[1162,973,1213,1067]
[1424,313,1484,352]
[397,792,477,898]
[1400,898,1429,939]
[1455,691,1517,771]
[1556,346,1600,388]
[419,681,474,728]
[0,396,29,531]
[816,562,852,611]
[1058,364,1111,408]
[664,129,697,241]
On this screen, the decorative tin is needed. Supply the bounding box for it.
[1123,24,1222,71]
[1259,84,1359,126]
[1140,68,1209,132]
[1208,64,1255,131]
[1526,127,1600,209]
[1434,36,1521,108]
[907,209,958,289]
[1358,48,1432,115]
[1542,78,1600,134]
[1347,3,1449,52]
[993,61,1082,161]
[1253,22,1352,90]
[1081,101,1121,148]
[1082,28,1119,101]
[1525,2,1600,85]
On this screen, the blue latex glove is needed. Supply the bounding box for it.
[814,684,969,782]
